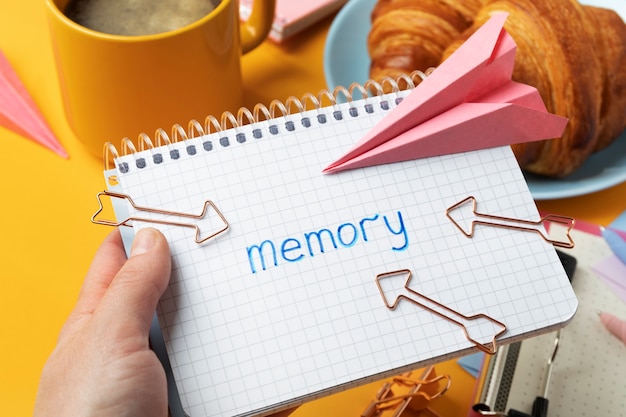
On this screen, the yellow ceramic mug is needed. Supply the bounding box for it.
[46,0,275,157]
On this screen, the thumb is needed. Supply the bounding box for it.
[96,227,171,342]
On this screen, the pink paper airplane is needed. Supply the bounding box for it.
[0,49,68,158]
[323,13,567,174]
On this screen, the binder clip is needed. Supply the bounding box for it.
[91,190,229,244]
[446,196,575,248]
[361,366,451,417]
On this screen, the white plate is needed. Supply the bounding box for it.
[323,0,626,200]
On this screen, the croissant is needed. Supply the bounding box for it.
[369,0,626,178]
[368,0,484,82]
[583,6,626,153]
[444,1,626,177]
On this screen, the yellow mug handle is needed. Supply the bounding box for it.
[241,0,276,54]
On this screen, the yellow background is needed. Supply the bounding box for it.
[1,1,625,416]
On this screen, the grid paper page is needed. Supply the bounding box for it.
[109,91,578,417]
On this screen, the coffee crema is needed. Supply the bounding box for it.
[64,0,219,36]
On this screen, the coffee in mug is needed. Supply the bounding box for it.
[64,0,220,36]
[47,0,275,158]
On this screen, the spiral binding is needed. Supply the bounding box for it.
[104,70,433,171]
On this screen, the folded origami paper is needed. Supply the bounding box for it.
[0,49,67,158]
[323,13,567,173]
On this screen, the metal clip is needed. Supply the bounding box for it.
[376,269,507,354]
[362,366,451,417]
[446,196,575,248]
[91,190,229,244]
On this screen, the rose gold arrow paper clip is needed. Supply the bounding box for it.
[91,190,229,244]
[446,196,575,248]
[376,269,507,354]
[361,366,451,417]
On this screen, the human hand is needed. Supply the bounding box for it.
[34,227,299,417]
[34,228,172,417]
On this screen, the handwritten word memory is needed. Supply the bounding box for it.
[246,211,409,274]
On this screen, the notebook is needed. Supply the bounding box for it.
[240,0,348,42]
[98,79,578,417]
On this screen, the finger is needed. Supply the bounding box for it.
[61,229,128,338]
[95,227,171,343]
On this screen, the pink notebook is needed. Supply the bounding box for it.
[240,0,348,42]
